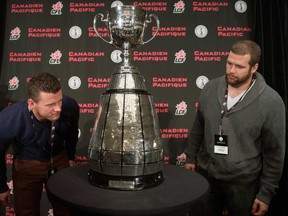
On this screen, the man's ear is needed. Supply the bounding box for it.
[27,98,35,110]
[251,63,259,73]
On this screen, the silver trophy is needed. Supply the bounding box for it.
[88,5,164,190]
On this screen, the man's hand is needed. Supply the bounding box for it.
[0,191,11,206]
[251,198,269,216]
[184,163,196,171]
[69,160,75,167]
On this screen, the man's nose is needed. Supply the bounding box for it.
[230,65,236,73]
[54,103,62,111]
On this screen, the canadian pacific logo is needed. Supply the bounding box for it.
[75,155,88,165]
[164,155,169,164]
[8,76,19,90]
[175,101,187,115]
[10,27,21,40]
[49,50,62,64]
[6,154,13,164]
[194,50,229,62]
[217,26,251,37]
[173,0,185,13]
[69,2,105,13]
[88,26,108,38]
[174,49,186,63]
[134,2,167,12]
[161,128,189,139]
[88,77,110,89]
[133,51,168,61]
[152,77,187,88]
[79,102,99,114]
[235,1,247,13]
[28,28,61,38]
[11,4,43,13]
[5,207,15,215]
[51,1,63,15]
[155,103,169,113]
[154,26,186,37]
[192,1,229,12]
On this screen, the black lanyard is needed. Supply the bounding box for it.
[219,79,255,135]
[30,110,55,167]
[50,122,56,167]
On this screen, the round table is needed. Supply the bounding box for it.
[47,164,209,216]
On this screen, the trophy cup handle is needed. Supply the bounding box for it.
[93,13,113,45]
[142,14,160,45]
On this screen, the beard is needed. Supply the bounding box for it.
[226,70,252,88]
[49,112,61,121]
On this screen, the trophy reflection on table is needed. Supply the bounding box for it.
[88,5,164,190]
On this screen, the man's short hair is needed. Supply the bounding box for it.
[27,72,61,102]
[231,40,261,67]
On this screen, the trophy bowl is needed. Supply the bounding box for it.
[93,5,159,50]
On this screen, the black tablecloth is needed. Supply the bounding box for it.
[47,164,209,216]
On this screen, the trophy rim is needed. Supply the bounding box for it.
[109,4,146,14]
